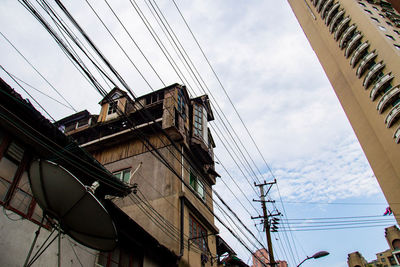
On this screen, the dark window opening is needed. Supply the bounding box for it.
[146,91,164,105]
[108,101,118,115]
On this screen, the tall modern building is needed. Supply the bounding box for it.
[287,0,400,224]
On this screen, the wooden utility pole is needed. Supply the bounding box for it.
[253,180,276,267]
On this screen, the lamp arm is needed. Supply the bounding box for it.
[296,256,311,267]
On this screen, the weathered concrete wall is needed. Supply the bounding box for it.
[0,210,97,267]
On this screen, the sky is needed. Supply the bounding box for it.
[0,1,398,266]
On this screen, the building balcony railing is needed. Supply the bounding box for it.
[377,85,400,114]
[325,3,340,25]
[356,51,377,78]
[317,0,328,13]
[385,101,400,128]
[363,62,385,89]
[394,125,400,144]
[350,42,369,68]
[339,25,357,49]
[321,0,334,19]
[334,17,351,40]
[370,73,394,101]
[329,10,345,33]
[345,32,362,58]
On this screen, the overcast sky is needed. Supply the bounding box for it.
[0,1,397,266]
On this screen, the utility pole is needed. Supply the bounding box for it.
[252,180,277,267]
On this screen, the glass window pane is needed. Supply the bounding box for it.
[190,172,196,189]
[123,170,131,183]
[0,157,18,183]
[197,180,205,199]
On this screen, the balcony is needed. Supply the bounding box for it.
[356,51,377,78]
[325,3,340,25]
[394,125,400,144]
[363,62,385,89]
[329,10,345,33]
[370,73,394,101]
[317,0,328,12]
[377,86,400,114]
[350,42,369,68]
[190,136,214,165]
[321,0,334,19]
[345,33,362,58]
[339,25,357,49]
[334,17,351,40]
[385,102,400,128]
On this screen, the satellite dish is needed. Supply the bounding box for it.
[29,159,117,251]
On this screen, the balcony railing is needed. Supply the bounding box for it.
[370,73,394,101]
[339,25,357,49]
[345,32,362,58]
[350,42,369,68]
[377,85,400,114]
[330,10,345,33]
[363,62,385,89]
[385,102,400,128]
[325,3,340,25]
[356,51,377,78]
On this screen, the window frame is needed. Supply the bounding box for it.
[189,171,206,201]
[177,89,186,120]
[113,168,131,183]
[194,104,203,137]
[189,214,208,252]
[107,100,118,115]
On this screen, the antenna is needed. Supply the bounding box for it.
[25,159,118,265]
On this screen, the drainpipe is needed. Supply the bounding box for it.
[179,197,185,259]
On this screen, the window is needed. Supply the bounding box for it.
[189,215,207,251]
[364,9,373,15]
[77,118,89,128]
[386,34,396,41]
[371,17,380,23]
[393,239,400,249]
[387,21,393,26]
[177,89,186,119]
[190,171,205,200]
[394,30,400,35]
[194,105,203,137]
[379,13,385,18]
[114,169,131,183]
[358,2,366,7]
[379,25,387,31]
[394,44,400,50]
[145,91,164,105]
[107,101,118,115]
[373,6,379,11]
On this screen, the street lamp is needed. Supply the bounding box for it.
[296,251,330,267]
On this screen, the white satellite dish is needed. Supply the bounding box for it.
[29,159,118,251]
